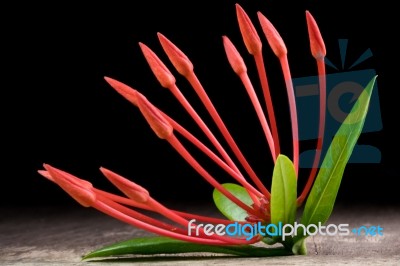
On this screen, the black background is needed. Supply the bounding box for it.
[4,1,397,208]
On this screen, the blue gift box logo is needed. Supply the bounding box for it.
[294,39,382,168]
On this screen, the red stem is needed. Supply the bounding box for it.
[147,198,257,244]
[99,195,186,234]
[297,58,326,205]
[94,189,152,210]
[254,53,280,157]
[186,73,270,198]
[167,135,262,218]
[96,196,261,244]
[165,115,263,198]
[168,82,266,211]
[96,188,236,224]
[239,73,276,161]
[169,84,240,174]
[173,211,242,225]
[93,200,238,245]
[279,56,299,175]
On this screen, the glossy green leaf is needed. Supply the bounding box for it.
[271,155,297,227]
[213,183,253,221]
[301,76,377,227]
[82,236,292,260]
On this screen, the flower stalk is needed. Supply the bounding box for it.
[39,164,261,245]
[158,32,270,198]
[297,11,327,205]
[235,4,280,159]
[258,11,300,175]
[40,4,337,251]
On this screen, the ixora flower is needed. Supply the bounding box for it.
[39,3,376,260]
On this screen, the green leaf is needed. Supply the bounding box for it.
[271,155,297,227]
[301,76,377,228]
[262,236,278,245]
[292,238,307,255]
[213,183,253,221]
[82,236,292,260]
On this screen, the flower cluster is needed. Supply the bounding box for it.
[39,4,326,245]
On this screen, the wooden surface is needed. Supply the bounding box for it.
[1,205,399,265]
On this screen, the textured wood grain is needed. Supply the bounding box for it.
[1,205,399,265]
